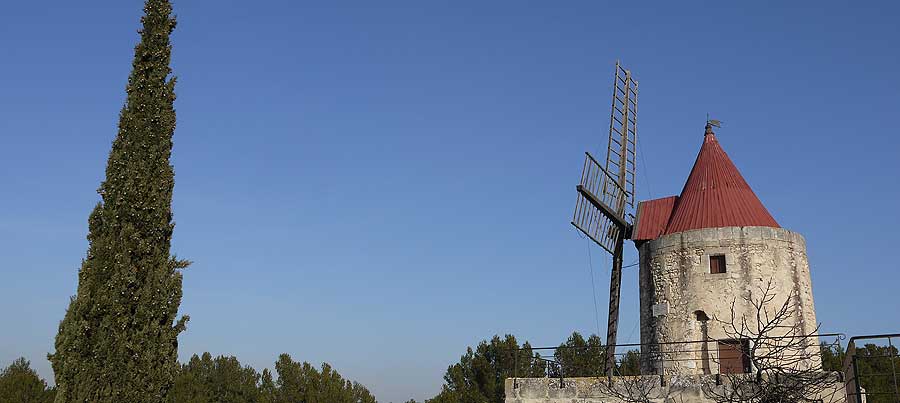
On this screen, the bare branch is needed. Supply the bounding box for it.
[701,277,840,403]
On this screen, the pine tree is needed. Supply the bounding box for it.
[49,0,187,402]
[0,358,56,403]
[167,353,262,403]
[553,332,605,377]
[257,369,277,403]
[271,354,378,403]
[430,335,545,403]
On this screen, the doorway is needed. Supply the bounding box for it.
[717,339,751,374]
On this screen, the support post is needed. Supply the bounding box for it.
[852,348,863,403]
[604,235,625,376]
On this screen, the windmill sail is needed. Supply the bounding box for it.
[573,153,628,254]
[604,61,638,212]
[573,61,637,251]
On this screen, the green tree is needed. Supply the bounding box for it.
[0,358,55,403]
[349,380,378,403]
[616,349,641,376]
[258,369,277,403]
[48,0,188,402]
[272,354,377,403]
[428,335,545,403]
[850,343,900,403]
[553,332,604,377]
[820,342,845,372]
[167,353,261,403]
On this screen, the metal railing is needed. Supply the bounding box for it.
[507,332,900,402]
[844,334,900,403]
[510,333,845,387]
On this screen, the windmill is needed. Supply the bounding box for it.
[571,60,638,376]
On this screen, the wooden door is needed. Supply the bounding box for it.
[717,339,750,374]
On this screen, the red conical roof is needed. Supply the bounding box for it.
[662,125,779,235]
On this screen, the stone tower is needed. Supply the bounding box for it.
[630,124,819,375]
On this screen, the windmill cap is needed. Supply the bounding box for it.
[632,125,779,241]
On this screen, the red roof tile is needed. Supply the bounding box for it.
[633,196,678,241]
[662,125,779,235]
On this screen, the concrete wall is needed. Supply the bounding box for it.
[637,226,820,375]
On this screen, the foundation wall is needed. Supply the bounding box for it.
[505,375,845,403]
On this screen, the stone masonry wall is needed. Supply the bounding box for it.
[638,226,819,375]
[504,375,845,403]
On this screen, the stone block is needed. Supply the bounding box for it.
[517,379,549,398]
[652,303,669,317]
[745,226,762,239]
[684,230,702,244]
[791,231,806,246]
[654,240,668,252]
[717,227,735,240]
[547,379,576,398]
[660,233,679,249]
[577,379,606,398]
[774,228,788,241]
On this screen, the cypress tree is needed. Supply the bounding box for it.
[49,1,188,402]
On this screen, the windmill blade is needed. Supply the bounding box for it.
[605,61,638,212]
[572,152,628,255]
[573,61,637,252]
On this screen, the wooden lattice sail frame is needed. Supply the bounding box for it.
[572,60,638,376]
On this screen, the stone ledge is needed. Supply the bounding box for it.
[505,373,844,403]
[646,227,805,252]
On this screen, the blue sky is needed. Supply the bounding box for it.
[1,1,898,402]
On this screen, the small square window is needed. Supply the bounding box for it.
[710,255,726,274]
